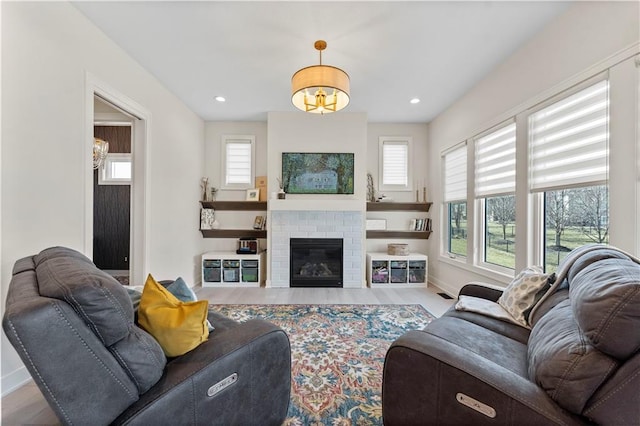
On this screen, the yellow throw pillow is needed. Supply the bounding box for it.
[138,274,209,357]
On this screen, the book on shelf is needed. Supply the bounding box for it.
[410,217,432,231]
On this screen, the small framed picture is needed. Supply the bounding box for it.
[200,209,215,230]
[246,188,260,201]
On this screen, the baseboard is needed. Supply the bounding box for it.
[428,277,460,299]
[1,366,32,397]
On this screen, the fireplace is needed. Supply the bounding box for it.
[290,238,343,288]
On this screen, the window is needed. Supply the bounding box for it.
[379,137,411,191]
[99,153,132,185]
[543,185,608,271]
[475,122,516,270]
[222,135,255,189]
[448,201,467,256]
[484,195,516,268]
[443,143,467,257]
[529,78,609,272]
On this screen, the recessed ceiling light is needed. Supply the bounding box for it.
[410,98,420,104]
[214,96,226,102]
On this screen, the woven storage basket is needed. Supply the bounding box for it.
[387,243,409,256]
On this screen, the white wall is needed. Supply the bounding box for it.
[267,112,368,199]
[2,2,204,394]
[427,1,640,296]
[202,121,268,254]
[366,123,430,254]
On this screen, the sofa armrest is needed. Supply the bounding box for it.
[459,281,505,302]
[383,330,584,426]
[115,319,291,426]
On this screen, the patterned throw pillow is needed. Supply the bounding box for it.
[498,266,550,327]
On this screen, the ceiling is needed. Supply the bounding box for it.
[73,1,570,123]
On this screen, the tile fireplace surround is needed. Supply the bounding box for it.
[268,200,365,288]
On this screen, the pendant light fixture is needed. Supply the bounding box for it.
[291,40,350,114]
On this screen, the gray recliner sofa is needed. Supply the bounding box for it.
[382,244,640,425]
[3,246,291,425]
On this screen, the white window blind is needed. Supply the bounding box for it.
[224,138,253,186]
[443,143,467,202]
[381,140,409,186]
[529,79,609,192]
[475,122,516,198]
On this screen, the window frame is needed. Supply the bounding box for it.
[441,142,468,260]
[221,135,255,190]
[98,153,132,185]
[526,74,610,271]
[378,136,412,192]
[472,120,517,274]
[476,196,517,275]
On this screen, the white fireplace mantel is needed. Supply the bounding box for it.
[268,199,364,212]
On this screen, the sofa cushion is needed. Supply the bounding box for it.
[35,246,94,266]
[570,257,640,360]
[36,252,134,347]
[424,316,529,377]
[138,274,209,357]
[528,299,618,414]
[498,266,550,327]
[35,247,166,394]
[444,306,531,344]
[109,326,168,393]
[567,247,631,283]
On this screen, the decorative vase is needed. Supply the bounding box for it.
[277,190,286,200]
[201,177,209,202]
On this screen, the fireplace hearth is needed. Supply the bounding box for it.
[290,238,343,288]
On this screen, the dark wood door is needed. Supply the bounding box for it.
[93,126,131,270]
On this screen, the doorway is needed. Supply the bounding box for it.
[93,121,132,277]
[93,97,134,281]
[86,74,150,288]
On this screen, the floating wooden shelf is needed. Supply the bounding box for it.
[200,201,431,239]
[200,229,267,239]
[366,202,431,212]
[199,201,267,239]
[200,201,267,211]
[366,230,432,239]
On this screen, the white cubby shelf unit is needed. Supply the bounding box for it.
[366,252,428,288]
[201,251,266,287]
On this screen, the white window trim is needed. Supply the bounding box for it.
[378,136,412,192]
[531,192,546,269]
[99,153,132,185]
[221,135,255,190]
[475,198,516,277]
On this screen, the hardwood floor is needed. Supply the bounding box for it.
[2,285,454,425]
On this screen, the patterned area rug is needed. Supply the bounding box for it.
[210,304,434,425]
